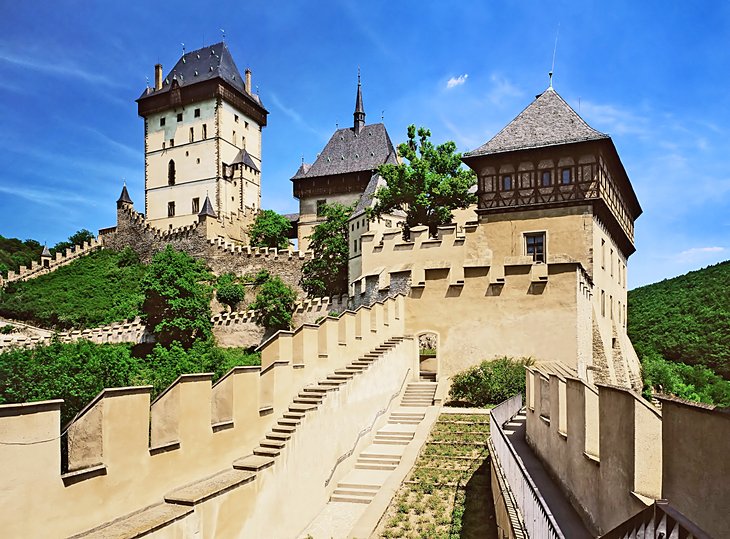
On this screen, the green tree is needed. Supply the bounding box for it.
[216,273,245,311]
[141,246,213,348]
[369,125,476,237]
[449,357,534,407]
[248,210,292,250]
[300,202,353,297]
[50,229,96,256]
[249,275,297,330]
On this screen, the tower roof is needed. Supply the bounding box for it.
[198,194,217,218]
[354,70,365,134]
[117,184,133,205]
[138,42,265,109]
[464,87,608,157]
[41,245,51,258]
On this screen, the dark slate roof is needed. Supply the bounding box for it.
[139,42,264,108]
[292,123,397,180]
[199,195,217,218]
[117,185,133,205]
[232,149,260,172]
[353,173,382,216]
[464,87,608,157]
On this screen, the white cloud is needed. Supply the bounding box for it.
[0,48,120,88]
[269,93,322,137]
[675,246,726,263]
[446,74,468,89]
[579,101,650,137]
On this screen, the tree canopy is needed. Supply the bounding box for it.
[369,125,476,236]
[300,202,353,297]
[248,209,292,251]
[249,275,297,330]
[141,245,213,347]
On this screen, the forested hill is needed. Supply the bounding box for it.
[628,260,730,380]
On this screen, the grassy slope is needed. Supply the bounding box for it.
[628,260,730,379]
[0,248,146,329]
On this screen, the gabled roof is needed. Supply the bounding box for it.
[232,149,260,173]
[464,87,608,157]
[198,195,217,218]
[292,123,397,180]
[138,42,264,108]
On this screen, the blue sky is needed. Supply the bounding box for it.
[0,1,728,288]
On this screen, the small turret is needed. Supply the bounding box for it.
[117,184,133,209]
[198,194,217,219]
[40,245,52,268]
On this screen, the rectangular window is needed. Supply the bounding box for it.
[162,141,166,150]
[167,201,175,217]
[610,295,613,320]
[601,290,605,317]
[176,112,183,122]
[160,117,166,127]
[525,232,546,263]
[601,239,606,269]
[245,121,249,129]
[169,138,174,147]
[502,175,512,190]
[316,199,326,217]
[561,168,572,184]
[541,170,551,187]
[202,124,207,139]
[234,114,239,123]
[610,249,614,277]
[194,108,201,118]
[192,197,200,214]
[232,130,236,145]
[353,239,357,252]
[189,127,194,143]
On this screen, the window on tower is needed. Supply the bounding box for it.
[168,160,176,186]
[524,232,546,263]
[316,199,326,217]
[177,112,183,122]
[234,114,239,123]
[170,139,174,147]
[232,130,236,145]
[189,127,194,143]
[194,108,201,118]
[541,170,552,186]
[202,124,207,139]
[501,175,513,191]
[561,168,572,184]
[192,198,200,214]
[168,201,176,217]
[160,117,166,127]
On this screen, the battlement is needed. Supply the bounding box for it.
[0,295,412,538]
[525,365,729,537]
[3,238,103,286]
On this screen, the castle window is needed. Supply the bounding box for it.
[353,239,357,252]
[601,290,605,317]
[189,127,194,143]
[502,175,513,190]
[541,170,551,187]
[194,108,200,118]
[245,121,249,129]
[561,168,572,184]
[316,199,326,217]
[162,141,166,150]
[168,160,176,185]
[160,117,166,127]
[601,239,606,269]
[168,201,175,217]
[202,124,207,139]
[232,130,236,145]
[170,138,174,147]
[525,232,546,263]
[234,114,239,123]
[192,197,200,214]
[610,249,614,277]
[177,112,183,122]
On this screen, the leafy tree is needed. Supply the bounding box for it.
[141,246,213,347]
[300,202,353,297]
[50,229,95,256]
[369,125,477,237]
[248,210,292,250]
[449,357,534,407]
[249,275,297,330]
[0,235,44,276]
[216,273,245,310]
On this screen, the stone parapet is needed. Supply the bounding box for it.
[3,238,103,286]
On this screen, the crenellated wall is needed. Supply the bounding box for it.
[524,366,729,537]
[2,238,103,286]
[0,295,416,538]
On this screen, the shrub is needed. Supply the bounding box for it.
[448,356,534,406]
[248,209,291,250]
[216,274,245,311]
[249,276,297,330]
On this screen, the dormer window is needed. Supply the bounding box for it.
[561,168,572,184]
[502,175,513,190]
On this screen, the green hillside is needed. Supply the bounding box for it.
[628,260,730,405]
[0,235,43,277]
[0,247,146,329]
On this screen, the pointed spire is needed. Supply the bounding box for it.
[41,244,51,258]
[117,183,133,208]
[198,194,217,218]
[353,67,365,135]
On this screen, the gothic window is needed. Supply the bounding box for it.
[232,130,236,145]
[541,170,551,187]
[192,197,200,214]
[168,201,176,217]
[561,168,572,184]
[502,175,513,190]
[168,160,176,186]
[525,232,546,263]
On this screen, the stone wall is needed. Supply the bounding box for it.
[0,296,415,538]
[2,238,103,286]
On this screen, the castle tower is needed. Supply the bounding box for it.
[291,74,397,251]
[136,43,268,241]
[462,86,643,386]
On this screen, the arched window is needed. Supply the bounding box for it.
[168,160,176,186]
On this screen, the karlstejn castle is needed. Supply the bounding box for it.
[0,42,726,539]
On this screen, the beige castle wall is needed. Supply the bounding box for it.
[3,238,103,285]
[527,369,729,536]
[0,297,413,538]
[297,191,363,252]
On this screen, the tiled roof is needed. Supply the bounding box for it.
[198,195,217,218]
[117,185,133,205]
[292,123,397,180]
[232,149,260,172]
[464,87,608,157]
[139,42,265,108]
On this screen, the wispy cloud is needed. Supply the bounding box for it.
[484,74,523,106]
[579,101,650,137]
[446,74,468,89]
[269,93,323,137]
[0,184,96,209]
[674,246,726,263]
[0,47,121,88]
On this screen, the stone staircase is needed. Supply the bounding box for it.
[400,381,437,407]
[74,336,407,538]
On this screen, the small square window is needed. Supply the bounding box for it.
[541,170,551,187]
[316,199,326,217]
[194,108,201,118]
[177,113,183,122]
[502,175,513,190]
[160,117,166,127]
[168,201,176,217]
[525,232,546,263]
[170,139,174,147]
[561,168,572,184]
[192,197,200,214]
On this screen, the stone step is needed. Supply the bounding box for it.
[319,379,347,386]
[373,438,410,446]
[74,503,193,538]
[253,446,281,458]
[266,431,291,441]
[357,456,400,465]
[283,411,305,420]
[334,369,359,376]
[332,488,377,498]
[390,413,425,419]
[329,494,373,504]
[326,374,351,381]
[232,454,275,472]
[355,462,398,470]
[337,482,381,491]
[289,403,317,413]
[315,384,341,392]
[261,439,286,449]
[272,424,297,434]
[165,469,256,506]
[302,386,328,394]
[345,364,366,370]
[278,418,301,426]
[387,419,421,425]
[350,362,372,367]
[293,397,322,405]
